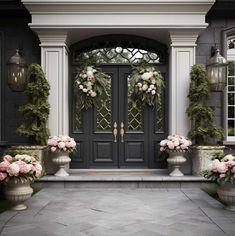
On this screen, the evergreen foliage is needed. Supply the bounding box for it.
[129,60,164,109]
[17,63,50,145]
[74,55,109,110]
[186,64,223,145]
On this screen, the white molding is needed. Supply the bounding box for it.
[169,30,197,136]
[22,0,214,30]
[40,34,69,136]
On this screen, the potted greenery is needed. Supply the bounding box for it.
[10,63,54,174]
[203,153,235,211]
[186,64,225,175]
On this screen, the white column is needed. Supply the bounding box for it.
[169,30,200,136]
[39,33,69,136]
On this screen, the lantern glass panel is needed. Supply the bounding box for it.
[7,63,27,91]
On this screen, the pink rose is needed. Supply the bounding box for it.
[70,140,76,148]
[18,161,31,174]
[173,141,180,147]
[210,159,220,172]
[3,155,12,163]
[167,141,175,150]
[15,154,23,161]
[51,147,56,152]
[225,160,235,168]
[7,163,20,176]
[160,140,167,147]
[34,163,42,177]
[217,162,228,174]
[220,173,226,178]
[160,147,164,152]
[58,141,66,149]
[232,166,235,174]
[180,144,187,150]
[65,142,71,148]
[0,172,7,181]
[0,161,10,172]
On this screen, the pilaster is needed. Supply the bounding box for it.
[169,29,200,136]
[39,32,69,136]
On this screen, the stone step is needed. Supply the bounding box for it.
[34,169,212,189]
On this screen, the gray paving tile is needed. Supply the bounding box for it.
[0,188,234,236]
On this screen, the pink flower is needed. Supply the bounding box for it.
[180,144,187,150]
[225,160,235,168]
[0,161,10,172]
[48,139,57,146]
[160,140,167,147]
[173,141,180,147]
[65,142,71,148]
[220,173,226,178]
[0,172,7,181]
[167,141,175,150]
[15,154,23,161]
[3,155,12,163]
[232,166,235,174]
[160,147,164,152]
[17,161,31,174]
[7,163,20,176]
[34,163,42,177]
[58,141,66,149]
[70,140,76,148]
[209,159,220,172]
[222,154,235,162]
[217,162,228,174]
[51,147,56,152]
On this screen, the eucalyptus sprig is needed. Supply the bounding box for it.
[129,61,164,108]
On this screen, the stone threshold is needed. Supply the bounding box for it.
[34,169,211,189]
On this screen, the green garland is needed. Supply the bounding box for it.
[75,64,110,110]
[129,61,164,108]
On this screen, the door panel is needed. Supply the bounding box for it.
[71,65,167,168]
[118,66,149,168]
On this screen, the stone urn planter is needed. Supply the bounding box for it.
[192,146,225,176]
[167,152,187,177]
[4,180,33,211]
[217,183,235,211]
[52,151,71,177]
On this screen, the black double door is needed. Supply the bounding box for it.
[71,65,167,169]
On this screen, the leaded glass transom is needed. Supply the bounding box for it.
[74,47,161,64]
[96,76,112,131]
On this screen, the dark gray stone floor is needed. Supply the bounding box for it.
[0,188,235,236]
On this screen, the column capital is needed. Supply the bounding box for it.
[169,29,202,47]
[37,29,69,48]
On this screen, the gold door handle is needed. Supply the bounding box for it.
[113,122,118,143]
[120,122,124,143]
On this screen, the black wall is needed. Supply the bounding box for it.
[0,0,40,145]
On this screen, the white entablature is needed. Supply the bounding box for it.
[22,0,214,30]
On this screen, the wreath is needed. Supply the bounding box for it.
[75,64,110,110]
[129,61,164,108]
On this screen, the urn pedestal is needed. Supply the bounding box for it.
[167,152,187,177]
[217,183,235,211]
[52,151,71,177]
[4,180,33,211]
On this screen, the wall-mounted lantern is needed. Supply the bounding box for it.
[7,49,28,92]
[207,48,227,91]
